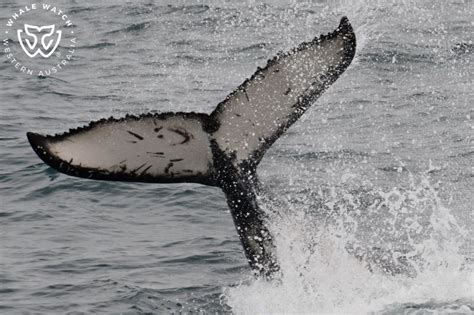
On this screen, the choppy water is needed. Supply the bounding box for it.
[1,0,473,314]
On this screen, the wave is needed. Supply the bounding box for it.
[226,172,473,313]
[107,22,152,35]
[77,42,116,49]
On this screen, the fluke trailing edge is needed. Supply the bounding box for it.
[27,17,356,276]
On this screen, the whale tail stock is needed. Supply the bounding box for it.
[27,17,356,276]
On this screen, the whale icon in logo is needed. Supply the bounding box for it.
[17,24,62,58]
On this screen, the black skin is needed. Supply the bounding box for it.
[210,141,279,276]
[222,176,278,277]
[211,142,280,278]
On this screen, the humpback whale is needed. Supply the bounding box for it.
[27,17,356,277]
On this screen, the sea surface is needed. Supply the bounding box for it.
[1,0,473,314]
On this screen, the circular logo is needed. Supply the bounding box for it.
[2,3,77,77]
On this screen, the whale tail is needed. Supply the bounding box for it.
[27,17,356,275]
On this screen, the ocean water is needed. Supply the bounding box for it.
[0,0,473,314]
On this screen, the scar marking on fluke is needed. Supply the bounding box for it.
[127,130,144,140]
[147,151,164,156]
[132,163,147,173]
[169,127,192,145]
[164,162,174,174]
[243,89,250,102]
[141,165,153,174]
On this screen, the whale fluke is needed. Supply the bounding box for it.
[27,17,356,276]
[27,113,218,185]
[211,16,356,169]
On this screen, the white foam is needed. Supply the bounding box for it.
[224,172,473,314]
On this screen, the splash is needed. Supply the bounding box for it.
[224,171,473,314]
